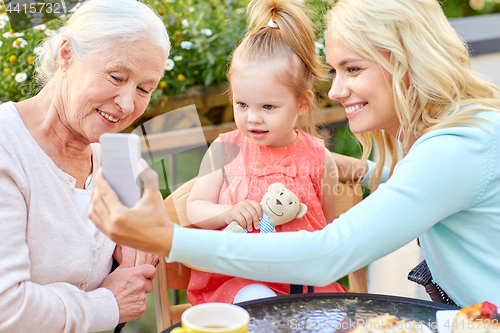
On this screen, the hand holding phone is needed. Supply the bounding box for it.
[100,133,142,207]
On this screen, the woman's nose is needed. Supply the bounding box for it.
[328,75,349,101]
[115,87,135,114]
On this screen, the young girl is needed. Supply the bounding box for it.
[184,0,347,304]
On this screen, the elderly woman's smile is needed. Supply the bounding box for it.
[63,38,165,142]
[97,109,120,123]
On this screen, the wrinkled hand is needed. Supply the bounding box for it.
[223,199,262,232]
[114,245,159,268]
[100,264,156,323]
[88,162,174,257]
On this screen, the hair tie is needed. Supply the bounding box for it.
[268,19,279,29]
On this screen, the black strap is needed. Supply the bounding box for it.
[290,284,315,294]
[290,284,303,294]
[408,260,458,306]
[114,323,126,333]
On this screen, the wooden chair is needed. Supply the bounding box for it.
[153,180,367,332]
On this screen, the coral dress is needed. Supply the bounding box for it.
[187,130,348,305]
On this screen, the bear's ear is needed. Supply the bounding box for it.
[268,182,285,191]
[295,203,307,219]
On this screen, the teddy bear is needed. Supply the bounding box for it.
[224,182,307,233]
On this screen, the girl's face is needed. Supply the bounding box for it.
[61,38,165,143]
[325,31,400,136]
[231,65,309,147]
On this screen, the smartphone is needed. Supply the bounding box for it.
[100,133,142,207]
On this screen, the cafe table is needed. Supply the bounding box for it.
[162,293,459,333]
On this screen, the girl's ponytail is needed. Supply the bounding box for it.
[247,0,326,81]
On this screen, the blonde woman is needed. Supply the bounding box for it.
[89,0,500,307]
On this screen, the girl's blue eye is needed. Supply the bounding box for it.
[263,105,275,110]
[237,102,248,108]
[328,68,336,77]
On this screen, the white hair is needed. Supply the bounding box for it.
[38,0,170,85]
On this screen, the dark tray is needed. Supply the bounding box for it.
[162,293,459,333]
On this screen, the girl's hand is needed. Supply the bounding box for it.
[88,162,174,258]
[223,200,262,232]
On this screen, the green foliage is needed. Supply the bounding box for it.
[441,0,500,18]
[151,0,249,103]
[334,126,362,158]
[0,8,63,102]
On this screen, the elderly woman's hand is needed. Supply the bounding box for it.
[88,162,174,258]
[100,263,156,324]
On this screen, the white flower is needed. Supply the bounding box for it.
[35,66,41,74]
[180,41,193,50]
[33,24,46,32]
[0,13,9,21]
[173,56,183,62]
[44,29,56,37]
[30,17,44,25]
[200,29,213,37]
[0,41,2,48]
[34,46,46,56]
[3,31,24,38]
[182,19,189,27]
[188,7,195,12]
[15,73,27,82]
[0,21,6,29]
[13,38,28,48]
[164,59,174,71]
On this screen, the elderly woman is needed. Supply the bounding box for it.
[89,0,500,308]
[0,0,169,331]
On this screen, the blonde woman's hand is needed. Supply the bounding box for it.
[88,161,174,258]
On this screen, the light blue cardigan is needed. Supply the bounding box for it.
[169,109,500,307]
